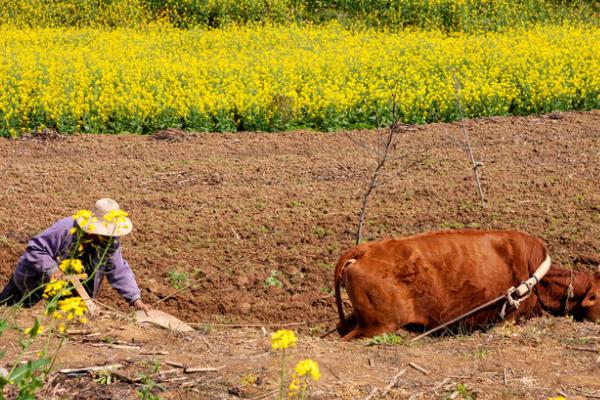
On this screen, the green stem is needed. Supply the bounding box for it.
[279,349,286,400]
[300,376,308,400]
[82,236,114,290]
[46,333,67,373]
[7,338,31,378]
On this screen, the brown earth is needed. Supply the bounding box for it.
[0,110,599,399]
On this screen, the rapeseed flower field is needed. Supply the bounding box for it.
[0,24,598,137]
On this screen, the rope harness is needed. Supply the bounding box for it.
[499,286,532,319]
[563,268,575,315]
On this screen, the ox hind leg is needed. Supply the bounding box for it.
[337,312,358,337]
[340,321,401,341]
[344,260,419,340]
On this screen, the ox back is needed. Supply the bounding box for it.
[334,230,549,340]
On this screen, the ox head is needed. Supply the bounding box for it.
[581,268,600,321]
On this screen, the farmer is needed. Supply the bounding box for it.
[0,198,150,314]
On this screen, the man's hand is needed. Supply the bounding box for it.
[50,269,64,281]
[133,299,150,316]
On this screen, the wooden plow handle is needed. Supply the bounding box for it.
[65,274,99,316]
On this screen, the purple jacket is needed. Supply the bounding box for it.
[14,217,141,304]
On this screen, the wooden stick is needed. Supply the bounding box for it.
[567,345,598,353]
[381,369,407,397]
[65,329,91,335]
[363,387,379,400]
[66,275,99,316]
[184,365,226,373]
[59,364,122,374]
[408,362,430,375]
[165,361,185,368]
[140,350,169,356]
[88,343,140,350]
[154,368,180,376]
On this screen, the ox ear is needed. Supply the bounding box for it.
[582,290,597,308]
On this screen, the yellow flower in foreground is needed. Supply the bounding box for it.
[59,258,83,274]
[58,296,88,316]
[43,279,71,298]
[271,329,297,350]
[72,209,92,221]
[24,325,44,336]
[294,359,320,381]
[103,209,128,223]
[69,227,77,235]
[288,374,301,398]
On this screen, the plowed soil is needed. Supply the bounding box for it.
[1,110,599,399]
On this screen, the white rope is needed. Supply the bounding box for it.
[499,287,532,319]
[499,254,551,319]
[564,268,575,315]
[512,255,551,297]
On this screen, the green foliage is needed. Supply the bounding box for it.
[135,373,165,400]
[264,270,283,289]
[167,269,189,290]
[0,356,51,400]
[319,286,333,295]
[367,333,404,346]
[446,383,476,400]
[472,349,489,359]
[313,226,330,239]
[0,0,596,32]
[93,369,116,385]
[439,220,466,230]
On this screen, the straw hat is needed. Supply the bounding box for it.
[75,198,133,237]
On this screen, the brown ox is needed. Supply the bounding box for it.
[335,230,600,340]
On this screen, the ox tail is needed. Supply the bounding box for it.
[334,246,367,335]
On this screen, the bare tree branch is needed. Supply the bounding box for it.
[344,131,382,158]
[451,71,486,208]
[356,128,395,244]
[351,77,431,244]
[375,151,430,188]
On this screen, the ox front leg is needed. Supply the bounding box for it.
[340,326,363,341]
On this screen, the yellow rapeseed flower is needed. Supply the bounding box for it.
[55,296,88,322]
[103,209,128,223]
[288,374,301,398]
[271,329,297,350]
[294,359,320,381]
[24,325,44,336]
[43,279,71,298]
[59,258,84,274]
[0,25,597,136]
[72,209,92,221]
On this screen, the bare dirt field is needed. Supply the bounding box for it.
[1,110,599,399]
